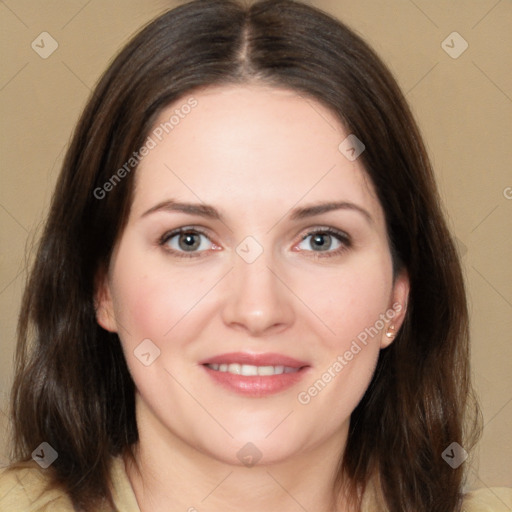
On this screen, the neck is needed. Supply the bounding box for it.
[124,395,354,512]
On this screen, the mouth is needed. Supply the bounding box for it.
[199,352,310,397]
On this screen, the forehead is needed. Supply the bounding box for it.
[131,84,384,227]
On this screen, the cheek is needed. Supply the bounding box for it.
[110,269,172,347]
[107,242,168,349]
[108,253,216,400]
[333,277,390,342]
[298,254,394,349]
[292,252,393,413]
[109,242,222,351]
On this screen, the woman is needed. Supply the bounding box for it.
[1,0,509,510]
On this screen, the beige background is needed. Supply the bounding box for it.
[1,0,511,494]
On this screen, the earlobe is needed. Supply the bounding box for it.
[380,270,410,348]
[94,271,118,333]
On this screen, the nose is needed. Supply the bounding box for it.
[220,252,296,337]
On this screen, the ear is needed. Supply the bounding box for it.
[94,269,118,333]
[380,270,410,349]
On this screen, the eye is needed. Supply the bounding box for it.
[160,228,216,255]
[295,228,350,255]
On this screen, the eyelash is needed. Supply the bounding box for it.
[298,227,351,259]
[159,226,213,259]
[158,226,351,259]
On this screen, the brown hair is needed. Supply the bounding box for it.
[9,0,480,510]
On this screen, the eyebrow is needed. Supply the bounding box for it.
[141,199,373,224]
[141,200,222,220]
[289,201,373,224]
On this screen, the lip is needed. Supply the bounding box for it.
[199,352,309,368]
[199,352,311,397]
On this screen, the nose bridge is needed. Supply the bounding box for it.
[232,247,280,308]
[220,243,295,334]
[233,233,275,287]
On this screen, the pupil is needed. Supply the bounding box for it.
[179,233,200,251]
[312,234,331,251]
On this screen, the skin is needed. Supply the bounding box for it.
[96,84,409,512]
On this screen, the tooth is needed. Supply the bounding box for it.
[257,365,276,376]
[240,364,259,376]
[227,363,241,374]
[207,363,301,375]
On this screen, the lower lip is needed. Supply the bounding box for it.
[202,365,310,397]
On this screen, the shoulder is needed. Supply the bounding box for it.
[1,456,140,512]
[360,481,512,512]
[0,462,74,512]
[462,488,512,511]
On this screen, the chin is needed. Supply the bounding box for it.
[194,433,300,467]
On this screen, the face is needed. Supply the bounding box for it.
[96,84,409,466]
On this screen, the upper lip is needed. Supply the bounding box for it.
[200,352,309,368]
